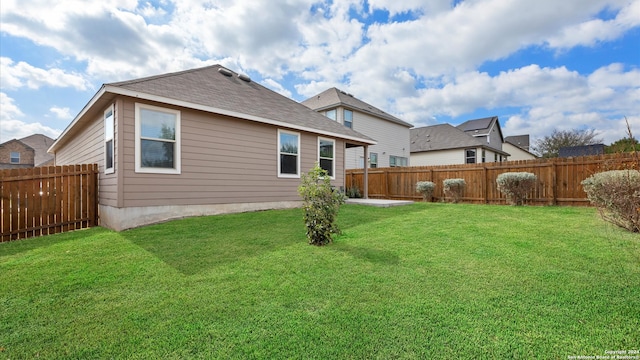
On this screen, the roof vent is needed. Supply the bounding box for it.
[238,74,251,82]
[218,68,233,77]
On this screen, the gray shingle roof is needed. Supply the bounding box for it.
[457,116,497,135]
[410,124,484,152]
[504,135,530,151]
[106,66,374,144]
[301,87,413,128]
[19,134,55,166]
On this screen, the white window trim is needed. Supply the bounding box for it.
[277,129,300,178]
[104,105,115,174]
[134,103,181,174]
[10,152,20,163]
[318,137,335,180]
[343,109,353,128]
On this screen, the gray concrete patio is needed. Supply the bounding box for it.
[345,198,414,207]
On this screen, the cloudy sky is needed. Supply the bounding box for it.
[1,0,639,146]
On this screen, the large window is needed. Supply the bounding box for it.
[104,105,115,174]
[318,137,335,178]
[390,155,408,167]
[325,109,337,120]
[465,149,476,164]
[135,103,181,174]
[344,109,353,128]
[278,130,300,177]
[370,152,378,168]
[10,152,19,164]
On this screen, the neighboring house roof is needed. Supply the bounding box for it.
[558,144,605,157]
[301,87,413,128]
[457,116,503,138]
[504,135,530,151]
[410,124,510,156]
[50,65,375,153]
[19,134,55,166]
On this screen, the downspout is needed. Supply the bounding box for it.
[363,144,369,199]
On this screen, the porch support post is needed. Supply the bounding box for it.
[363,144,369,199]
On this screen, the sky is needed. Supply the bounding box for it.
[1,0,639,148]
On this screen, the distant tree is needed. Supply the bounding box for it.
[606,137,640,154]
[532,129,603,158]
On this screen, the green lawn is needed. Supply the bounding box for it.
[1,203,639,359]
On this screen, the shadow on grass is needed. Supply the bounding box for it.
[122,209,306,276]
[338,203,425,231]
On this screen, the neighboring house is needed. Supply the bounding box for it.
[410,116,510,166]
[503,134,537,161]
[559,144,605,157]
[301,88,413,169]
[49,65,375,231]
[0,134,55,169]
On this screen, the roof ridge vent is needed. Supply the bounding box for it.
[238,73,251,82]
[218,67,233,77]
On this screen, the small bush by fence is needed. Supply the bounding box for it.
[1,164,98,242]
[345,153,638,206]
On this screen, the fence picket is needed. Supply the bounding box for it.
[0,164,98,242]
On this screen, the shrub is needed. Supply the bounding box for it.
[298,163,346,245]
[346,186,362,199]
[443,178,466,203]
[416,181,435,201]
[496,172,537,206]
[581,170,640,232]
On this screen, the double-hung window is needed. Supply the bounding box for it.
[10,152,19,164]
[343,109,353,128]
[465,149,476,164]
[135,103,181,174]
[278,130,300,177]
[318,137,335,178]
[370,152,378,168]
[390,155,407,167]
[104,105,115,174]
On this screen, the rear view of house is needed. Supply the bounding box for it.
[49,65,375,231]
[302,88,413,169]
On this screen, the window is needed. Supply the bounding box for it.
[278,130,300,177]
[318,137,335,178]
[325,109,337,120]
[390,155,408,167]
[482,149,486,163]
[104,105,115,174]
[494,153,498,162]
[465,149,476,164]
[344,109,353,128]
[370,152,378,168]
[135,103,181,174]
[10,152,19,164]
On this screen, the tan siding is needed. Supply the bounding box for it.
[120,98,345,208]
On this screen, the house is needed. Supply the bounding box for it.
[410,116,510,166]
[301,88,413,169]
[48,65,375,231]
[0,134,55,169]
[503,135,537,161]
[558,144,605,157]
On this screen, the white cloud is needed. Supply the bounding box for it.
[0,57,91,90]
[49,106,73,120]
[0,93,61,142]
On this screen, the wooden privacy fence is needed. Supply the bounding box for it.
[1,164,98,242]
[346,153,638,206]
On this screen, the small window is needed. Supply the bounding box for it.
[390,155,408,167]
[325,109,337,121]
[494,153,498,162]
[344,109,353,128]
[10,152,20,164]
[466,149,476,164]
[482,149,486,163]
[370,152,378,168]
[278,130,300,177]
[318,137,335,178]
[135,103,181,174]
[104,105,115,174]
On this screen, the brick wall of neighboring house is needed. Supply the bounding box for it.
[0,140,35,169]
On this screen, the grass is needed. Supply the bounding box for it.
[1,203,639,359]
